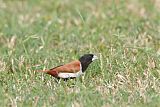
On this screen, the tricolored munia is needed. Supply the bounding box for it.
[37,54,98,79]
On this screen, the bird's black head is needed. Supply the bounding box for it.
[79,54,98,72]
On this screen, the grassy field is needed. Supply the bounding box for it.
[0,0,160,107]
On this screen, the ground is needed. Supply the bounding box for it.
[0,0,160,107]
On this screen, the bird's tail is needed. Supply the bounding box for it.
[35,69,58,77]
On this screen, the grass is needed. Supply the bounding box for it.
[0,0,160,107]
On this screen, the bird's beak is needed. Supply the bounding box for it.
[92,55,98,61]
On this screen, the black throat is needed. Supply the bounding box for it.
[79,54,94,72]
[79,60,92,72]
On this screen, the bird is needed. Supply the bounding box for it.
[37,54,98,79]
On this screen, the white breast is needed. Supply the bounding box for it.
[58,64,83,79]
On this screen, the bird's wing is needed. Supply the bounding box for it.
[50,60,81,73]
